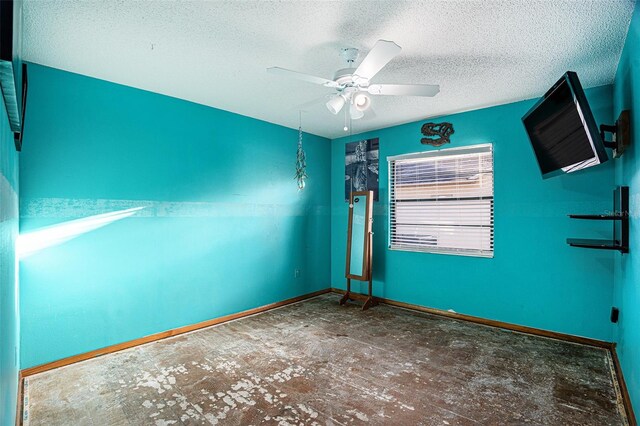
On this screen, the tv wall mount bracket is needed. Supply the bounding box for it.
[600,110,631,158]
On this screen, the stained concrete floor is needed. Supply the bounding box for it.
[24,294,628,425]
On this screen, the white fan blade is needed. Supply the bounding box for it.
[267,67,339,88]
[367,84,440,97]
[363,106,377,120]
[352,40,401,84]
[349,103,364,120]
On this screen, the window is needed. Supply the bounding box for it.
[388,143,494,258]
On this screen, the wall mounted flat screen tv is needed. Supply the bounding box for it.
[522,71,608,179]
[0,0,26,150]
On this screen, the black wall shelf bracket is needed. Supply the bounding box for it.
[567,186,629,254]
[600,110,631,158]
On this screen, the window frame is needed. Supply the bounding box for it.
[387,143,494,258]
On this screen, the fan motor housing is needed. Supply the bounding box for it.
[333,67,357,86]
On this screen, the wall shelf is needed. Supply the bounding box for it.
[567,186,629,254]
[568,214,624,220]
[567,238,626,251]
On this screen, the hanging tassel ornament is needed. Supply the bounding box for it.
[295,113,308,190]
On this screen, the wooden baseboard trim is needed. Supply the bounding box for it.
[611,344,637,425]
[331,288,613,349]
[15,371,23,426]
[21,288,331,377]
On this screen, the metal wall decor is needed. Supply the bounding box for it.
[295,113,308,190]
[421,122,454,147]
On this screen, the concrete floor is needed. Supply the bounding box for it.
[23,294,628,425]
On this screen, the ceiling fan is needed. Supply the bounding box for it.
[267,40,440,121]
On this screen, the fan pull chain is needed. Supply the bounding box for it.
[344,106,348,132]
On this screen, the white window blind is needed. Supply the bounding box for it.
[388,143,494,258]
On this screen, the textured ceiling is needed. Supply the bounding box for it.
[23,0,635,139]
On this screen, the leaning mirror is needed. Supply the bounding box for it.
[341,190,376,310]
[346,191,372,279]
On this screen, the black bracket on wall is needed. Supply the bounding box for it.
[600,110,631,158]
[567,186,629,253]
[611,307,619,323]
[13,63,27,151]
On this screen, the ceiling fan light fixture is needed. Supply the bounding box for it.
[268,39,440,131]
[353,92,371,111]
[326,95,346,115]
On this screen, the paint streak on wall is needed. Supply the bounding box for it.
[19,64,331,369]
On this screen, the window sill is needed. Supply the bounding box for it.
[388,245,494,258]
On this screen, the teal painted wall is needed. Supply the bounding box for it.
[613,1,640,414]
[331,85,616,342]
[0,87,20,423]
[19,64,331,369]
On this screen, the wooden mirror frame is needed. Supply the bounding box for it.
[341,190,377,310]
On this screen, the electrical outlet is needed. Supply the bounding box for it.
[294,269,300,278]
